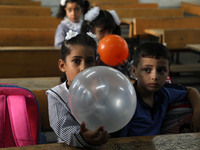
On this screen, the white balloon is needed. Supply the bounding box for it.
[69,66,137,133]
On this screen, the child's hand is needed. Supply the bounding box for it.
[80,122,109,145]
[191,110,200,132]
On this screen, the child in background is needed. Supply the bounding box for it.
[81,7,121,41]
[54,0,90,47]
[112,42,200,137]
[81,7,132,75]
[46,31,109,148]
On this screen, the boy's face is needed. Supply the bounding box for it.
[133,57,169,93]
[65,2,82,23]
[59,45,96,86]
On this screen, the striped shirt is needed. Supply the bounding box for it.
[46,82,96,148]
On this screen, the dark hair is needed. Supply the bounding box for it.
[60,33,97,82]
[81,9,121,36]
[56,0,90,19]
[133,42,170,67]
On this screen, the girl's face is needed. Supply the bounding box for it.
[93,27,111,41]
[65,2,82,23]
[59,45,96,86]
[133,57,169,94]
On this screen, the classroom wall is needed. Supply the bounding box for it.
[32,0,60,17]
[32,0,200,17]
[140,0,200,8]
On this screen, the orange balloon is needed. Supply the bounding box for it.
[98,34,129,66]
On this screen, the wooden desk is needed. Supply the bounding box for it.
[92,2,158,10]
[0,16,60,29]
[181,2,200,16]
[144,28,200,50]
[0,28,56,46]
[144,29,164,43]
[1,132,200,149]
[134,17,200,37]
[0,6,51,16]
[121,18,133,38]
[144,29,200,72]
[186,44,200,53]
[0,46,60,78]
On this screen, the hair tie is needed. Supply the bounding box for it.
[65,30,79,40]
[87,32,98,43]
[109,10,121,26]
[60,0,67,6]
[84,7,100,22]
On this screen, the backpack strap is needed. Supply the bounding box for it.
[0,95,6,147]
[7,95,36,146]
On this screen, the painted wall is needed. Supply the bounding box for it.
[32,0,60,16]
[139,0,200,8]
[32,0,200,17]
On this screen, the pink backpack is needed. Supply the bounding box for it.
[0,83,43,148]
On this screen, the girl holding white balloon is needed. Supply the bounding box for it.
[46,30,109,148]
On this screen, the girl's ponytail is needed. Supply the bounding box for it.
[56,5,66,19]
[82,0,90,15]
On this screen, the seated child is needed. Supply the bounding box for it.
[111,42,200,137]
[81,6,121,41]
[46,31,109,148]
[54,0,90,47]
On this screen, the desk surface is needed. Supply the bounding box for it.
[186,44,200,53]
[144,29,164,37]
[0,77,60,90]
[2,132,200,150]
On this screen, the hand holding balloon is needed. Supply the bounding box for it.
[69,66,137,133]
[80,122,109,145]
[98,35,129,66]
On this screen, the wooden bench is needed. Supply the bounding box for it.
[0,28,55,46]
[33,89,52,132]
[92,2,158,9]
[0,47,61,78]
[0,16,60,28]
[181,2,200,16]
[133,17,200,37]
[0,0,41,6]
[114,8,184,18]
[0,5,51,16]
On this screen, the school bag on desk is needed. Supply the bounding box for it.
[0,83,45,148]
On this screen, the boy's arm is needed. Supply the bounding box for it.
[186,87,200,132]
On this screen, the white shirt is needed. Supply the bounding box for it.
[46,81,94,148]
[54,18,83,47]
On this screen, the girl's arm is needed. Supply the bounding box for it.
[186,87,200,132]
[47,94,95,148]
